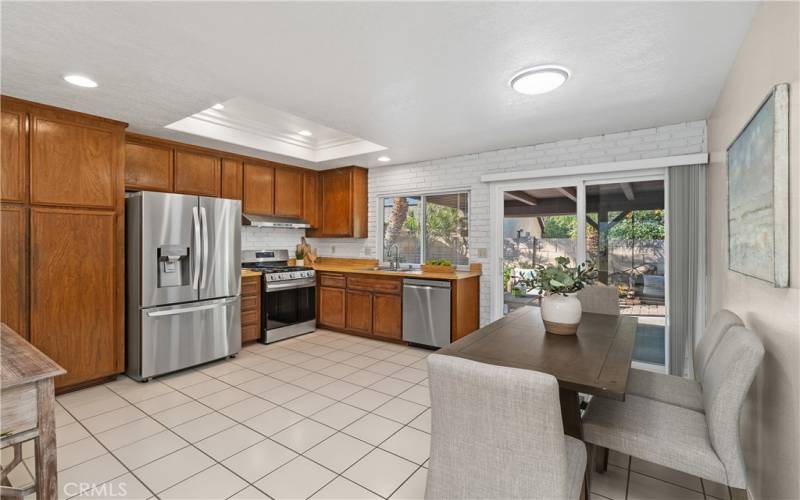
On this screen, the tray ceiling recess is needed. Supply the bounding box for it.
[165,97,386,163]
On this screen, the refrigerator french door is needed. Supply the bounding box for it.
[126,191,242,381]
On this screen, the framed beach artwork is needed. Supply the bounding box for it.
[727,83,790,287]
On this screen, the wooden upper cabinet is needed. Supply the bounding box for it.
[125,141,173,192]
[1,205,27,339]
[1,108,26,202]
[174,150,221,197]
[30,115,118,209]
[373,293,402,340]
[314,166,368,238]
[243,163,274,215]
[274,168,303,218]
[30,208,121,389]
[302,172,319,228]
[221,159,243,200]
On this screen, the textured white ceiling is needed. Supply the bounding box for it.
[1,2,757,169]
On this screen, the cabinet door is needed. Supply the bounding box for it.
[302,172,319,228]
[346,290,372,334]
[221,159,243,200]
[319,169,352,236]
[125,141,173,192]
[1,109,26,202]
[30,208,121,388]
[373,293,402,340]
[30,116,117,208]
[0,205,26,339]
[319,286,346,329]
[241,275,261,342]
[174,150,221,196]
[274,168,303,218]
[243,163,275,215]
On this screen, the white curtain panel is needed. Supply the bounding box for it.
[668,164,707,376]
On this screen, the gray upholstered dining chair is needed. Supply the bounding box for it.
[426,354,587,500]
[625,309,744,412]
[582,325,764,500]
[576,284,620,316]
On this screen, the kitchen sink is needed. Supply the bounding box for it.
[370,265,414,272]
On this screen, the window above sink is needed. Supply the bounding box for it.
[378,191,470,267]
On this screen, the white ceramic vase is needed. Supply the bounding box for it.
[541,293,582,335]
[296,259,305,267]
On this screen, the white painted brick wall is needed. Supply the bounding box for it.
[299,120,707,326]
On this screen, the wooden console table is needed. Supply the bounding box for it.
[1,323,65,500]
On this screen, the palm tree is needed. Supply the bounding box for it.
[385,197,409,244]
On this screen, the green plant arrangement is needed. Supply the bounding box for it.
[425,258,452,266]
[295,247,305,260]
[520,257,597,296]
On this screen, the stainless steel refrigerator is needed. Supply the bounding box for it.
[126,191,242,381]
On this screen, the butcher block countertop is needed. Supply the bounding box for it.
[241,269,262,278]
[312,257,481,280]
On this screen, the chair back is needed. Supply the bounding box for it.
[694,309,744,382]
[701,326,764,488]
[577,284,620,316]
[425,354,571,500]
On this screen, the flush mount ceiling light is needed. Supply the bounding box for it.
[377,156,391,162]
[63,74,98,88]
[509,65,570,95]
[211,103,225,110]
[298,130,313,137]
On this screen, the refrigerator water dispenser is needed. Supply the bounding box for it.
[157,245,189,287]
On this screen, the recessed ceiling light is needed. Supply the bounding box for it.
[377,156,391,162]
[211,103,225,110]
[298,130,313,137]
[63,74,98,88]
[510,65,570,95]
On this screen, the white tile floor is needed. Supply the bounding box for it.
[3,329,730,500]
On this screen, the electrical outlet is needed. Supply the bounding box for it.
[331,245,336,254]
[477,247,488,258]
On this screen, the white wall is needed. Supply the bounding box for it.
[308,120,707,325]
[706,3,800,499]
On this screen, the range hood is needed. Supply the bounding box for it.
[242,214,311,229]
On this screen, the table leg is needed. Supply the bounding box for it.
[35,379,57,500]
[559,388,590,500]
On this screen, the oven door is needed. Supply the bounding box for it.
[264,278,316,334]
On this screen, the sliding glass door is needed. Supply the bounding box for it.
[498,173,668,368]
[585,179,666,367]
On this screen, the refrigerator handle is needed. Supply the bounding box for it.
[192,206,201,290]
[200,206,210,289]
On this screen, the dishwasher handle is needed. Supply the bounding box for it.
[404,278,451,289]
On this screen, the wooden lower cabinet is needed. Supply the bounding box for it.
[0,204,27,339]
[29,208,123,389]
[317,272,403,341]
[373,293,402,340]
[318,286,346,329]
[345,290,373,334]
[241,274,262,343]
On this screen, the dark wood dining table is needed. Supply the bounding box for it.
[436,306,638,498]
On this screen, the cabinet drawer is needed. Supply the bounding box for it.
[347,276,402,294]
[241,294,259,312]
[1,385,37,436]
[242,278,261,295]
[319,273,346,288]
[242,310,260,326]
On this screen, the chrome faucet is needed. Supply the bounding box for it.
[388,244,400,271]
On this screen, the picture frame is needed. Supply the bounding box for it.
[727,83,790,287]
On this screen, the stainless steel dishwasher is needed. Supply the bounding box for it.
[403,279,451,348]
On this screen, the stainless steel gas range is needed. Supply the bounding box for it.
[241,249,316,344]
